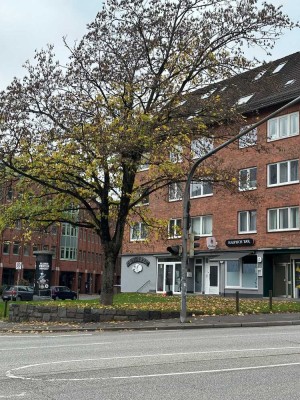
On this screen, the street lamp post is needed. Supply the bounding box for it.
[180,95,300,323]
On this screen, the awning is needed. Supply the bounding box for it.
[210,252,252,261]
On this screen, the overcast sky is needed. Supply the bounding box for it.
[0,0,299,90]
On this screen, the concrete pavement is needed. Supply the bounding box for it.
[0,311,300,333]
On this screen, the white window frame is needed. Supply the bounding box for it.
[267,159,299,187]
[169,145,183,163]
[239,167,257,191]
[190,180,213,198]
[191,215,213,237]
[130,222,148,241]
[168,218,182,239]
[267,112,299,141]
[238,210,257,234]
[169,182,182,202]
[225,260,258,289]
[138,153,150,171]
[268,206,299,232]
[191,137,214,159]
[238,126,257,148]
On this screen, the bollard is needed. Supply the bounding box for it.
[4,300,9,318]
[236,291,240,313]
[269,290,273,311]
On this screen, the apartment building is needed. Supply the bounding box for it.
[0,221,104,294]
[121,51,300,299]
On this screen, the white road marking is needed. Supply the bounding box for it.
[0,342,111,351]
[6,346,300,381]
[0,393,26,398]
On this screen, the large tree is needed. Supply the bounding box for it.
[0,0,297,304]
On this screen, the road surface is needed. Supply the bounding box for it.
[0,325,299,399]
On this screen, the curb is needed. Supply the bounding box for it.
[0,319,299,333]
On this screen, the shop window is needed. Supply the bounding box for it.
[226,257,257,289]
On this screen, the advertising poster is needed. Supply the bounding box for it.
[34,252,53,296]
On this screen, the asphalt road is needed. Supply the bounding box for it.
[0,326,300,400]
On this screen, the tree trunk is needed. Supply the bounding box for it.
[100,245,118,305]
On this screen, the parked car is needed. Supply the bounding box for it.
[2,285,34,301]
[51,286,77,300]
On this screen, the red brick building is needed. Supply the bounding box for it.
[0,223,104,294]
[121,51,300,299]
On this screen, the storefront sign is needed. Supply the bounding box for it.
[225,238,255,247]
[127,256,150,274]
[126,256,150,267]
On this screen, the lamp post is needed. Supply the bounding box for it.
[180,94,300,323]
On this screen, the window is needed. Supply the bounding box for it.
[130,222,148,241]
[285,79,295,86]
[191,215,212,236]
[236,94,254,105]
[168,218,182,238]
[238,211,257,233]
[50,224,57,235]
[138,153,150,171]
[254,70,266,80]
[268,206,299,232]
[239,167,257,191]
[226,256,257,289]
[190,181,213,198]
[13,242,20,256]
[51,246,56,259]
[238,126,257,148]
[268,159,299,186]
[169,182,182,201]
[3,242,10,255]
[272,62,286,74]
[169,145,182,163]
[23,244,30,256]
[267,112,299,141]
[60,223,78,260]
[191,137,214,159]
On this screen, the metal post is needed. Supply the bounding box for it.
[269,289,273,311]
[236,291,240,313]
[180,95,300,323]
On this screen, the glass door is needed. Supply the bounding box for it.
[209,264,219,294]
[195,264,203,293]
[157,262,181,293]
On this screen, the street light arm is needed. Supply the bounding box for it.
[180,94,300,323]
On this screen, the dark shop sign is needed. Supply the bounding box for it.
[225,238,255,247]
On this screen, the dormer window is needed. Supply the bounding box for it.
[254,70,266,80]
[236,94,254,105]
[272,62,286,74]
[285,79,295,86]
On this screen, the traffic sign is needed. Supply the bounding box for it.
[16,262,23,270]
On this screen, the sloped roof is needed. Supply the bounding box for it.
[191,51,300,114]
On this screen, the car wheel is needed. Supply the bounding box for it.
[72,295,77,300]
[16,296,22,301]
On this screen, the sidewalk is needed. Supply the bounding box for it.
[1,312,300,333]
